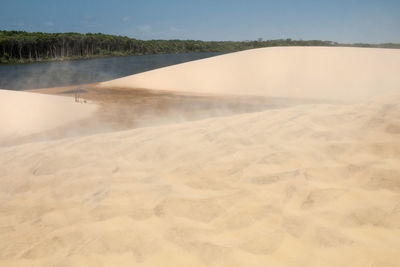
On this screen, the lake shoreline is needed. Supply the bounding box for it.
[0,52,225,90]
[0,51,228,66]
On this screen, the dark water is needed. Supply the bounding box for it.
[0,52,224,90]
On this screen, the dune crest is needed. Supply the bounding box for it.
[100,47,400,102]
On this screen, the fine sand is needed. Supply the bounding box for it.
[1,47,400,267]
[100,47,400,102]
[0,90,98,141]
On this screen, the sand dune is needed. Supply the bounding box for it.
[1,47,400,266]
[0,89,98,140]
[101,47,400,102]
[1,94,399,267]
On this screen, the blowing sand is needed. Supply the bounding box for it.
[100,47,400,102]
[1,47,400,267]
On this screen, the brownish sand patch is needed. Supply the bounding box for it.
[11,84,327,147]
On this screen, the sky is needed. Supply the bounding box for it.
[1,0,400,43]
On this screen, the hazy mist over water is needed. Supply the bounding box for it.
[0,52,224,90]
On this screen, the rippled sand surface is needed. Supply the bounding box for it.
[1,47,400,267]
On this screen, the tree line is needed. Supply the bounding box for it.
[1,30,399,64]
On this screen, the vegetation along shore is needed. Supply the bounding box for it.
[1,30,400,64]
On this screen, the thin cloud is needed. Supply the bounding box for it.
[138,25,152,34]
[169,26,179,33]
[81,15,102,28]
[44,21,54,27]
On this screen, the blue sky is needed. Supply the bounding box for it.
[1,0,400,43]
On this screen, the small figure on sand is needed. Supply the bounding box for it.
[74,87,80,103]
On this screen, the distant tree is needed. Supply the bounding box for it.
[0,30,399,64]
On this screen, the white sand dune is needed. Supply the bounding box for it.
[1,47,400,266]
[101,47,400,102]
[0,89,98,140]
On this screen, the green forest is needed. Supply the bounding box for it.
[1,30,400,64]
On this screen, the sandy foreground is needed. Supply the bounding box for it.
[1,47,400,267]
